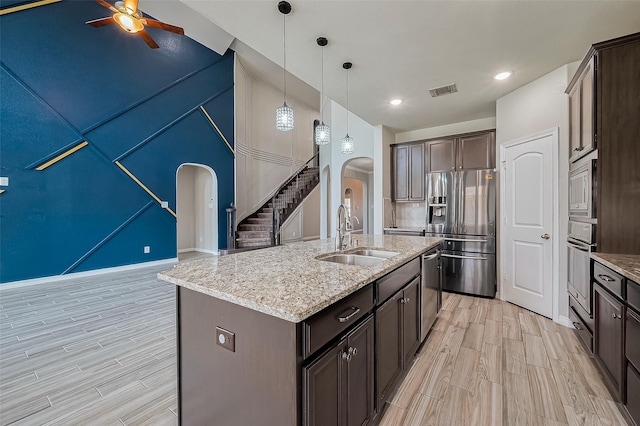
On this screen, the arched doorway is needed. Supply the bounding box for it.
[341,157,373,234]
[176,164,218,260]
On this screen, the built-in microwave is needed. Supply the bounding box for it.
[569,158,596,219]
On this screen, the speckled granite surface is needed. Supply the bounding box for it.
[591,253,640,283]
[158,235,442,322]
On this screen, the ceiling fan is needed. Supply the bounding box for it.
[86,0,185,49]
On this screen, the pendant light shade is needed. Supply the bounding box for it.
[276,1,294,131]
[315,37,330,145]
[341,62,354,154]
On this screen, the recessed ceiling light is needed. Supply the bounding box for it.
[494,71,513,81]
[390,99,402,106]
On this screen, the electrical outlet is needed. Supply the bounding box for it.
[144,246,150,254]
[413,203,420,208]
[292,232,296,237]
[0,177,8,186]
[216,326,235,352]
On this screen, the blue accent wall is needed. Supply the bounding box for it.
[0,0,235,283]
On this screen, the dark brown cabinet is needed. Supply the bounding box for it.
[568,57,595,163]
[425,131,495,172]
[567,32,640,254]
[392,144,424,201]
[594,283,625,400]
[304,315,375,426]
[375,276,421,408]
[426,139,455,172]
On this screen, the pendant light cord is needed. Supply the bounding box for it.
[283,12,287,103]
[346,67,349,134]
[320,45,324,122]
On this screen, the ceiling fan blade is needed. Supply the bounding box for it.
[86,16,115,28]
[142,18,185,35]
[123,0,138,14]
[94,0,118,13]
[138,29,159,49]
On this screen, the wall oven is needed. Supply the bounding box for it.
[569,157,597,219]
[567,221,596,316]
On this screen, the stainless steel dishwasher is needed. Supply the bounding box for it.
[421,248,441,342]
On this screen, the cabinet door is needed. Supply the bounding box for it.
[594,284,624,399]
[569,84,582,160]
[402,277,421,366]
[375,293,402,407]
[458,132,495,170]
[305,340,346,426]
[409,144,425,201]
[393,145,409,201]
[580,58,595,154]
[427,139,456,172]
[346,316,375,426]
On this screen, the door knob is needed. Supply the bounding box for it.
[541,234,550,240]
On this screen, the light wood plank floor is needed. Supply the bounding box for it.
[380,292,630,426]
[1,268,629,425]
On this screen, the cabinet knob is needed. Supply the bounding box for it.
[541,234,550,240]
[612,313,622,319]
[342,351,352,362]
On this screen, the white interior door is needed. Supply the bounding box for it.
[503,134,554,318]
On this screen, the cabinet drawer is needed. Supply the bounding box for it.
[627,363,640,425]
[376,258,420,305]
[304,285,373,358]
[627,309,640,372]
[627,280,640,313]
[569,306,593,353]
[593,262,625,300]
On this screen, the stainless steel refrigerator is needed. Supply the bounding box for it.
[425,169,496,298]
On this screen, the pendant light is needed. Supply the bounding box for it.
[341,62,354,154]
[275,1,294,131]
[315,37,330,145]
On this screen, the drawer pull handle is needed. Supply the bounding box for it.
[572,321,583,330]
[338,307,360,323]
[598,274,615,282]
[612,313,622,319]
[400,297,410,304]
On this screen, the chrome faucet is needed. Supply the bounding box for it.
[336,204,350,250]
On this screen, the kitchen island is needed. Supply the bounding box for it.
[159,235,442,425]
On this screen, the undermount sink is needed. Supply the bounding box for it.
[346,249,400,259]
[317,254,386,266]
[316,248,400,266]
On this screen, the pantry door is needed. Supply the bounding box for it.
[502,130,555,318]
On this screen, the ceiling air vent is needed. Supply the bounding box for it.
[428,83,458,97]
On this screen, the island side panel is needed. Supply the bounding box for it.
[177,287,302,425]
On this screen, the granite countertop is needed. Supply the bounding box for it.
[158,235,442,323]
[591,253,640,283]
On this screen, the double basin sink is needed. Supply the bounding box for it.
[316,248,400,266]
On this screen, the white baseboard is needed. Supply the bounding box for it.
[178,247,196,253]
[0,258,179,290]
[556,315,573,329]
[303,235,321,242]
[194,248,218,255]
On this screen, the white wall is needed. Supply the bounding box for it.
[395,117,496,144]
[177,166,195,251]
[496,62,579,322]
[234,58,319,222]
[374,125,395,232]
[280,185,321,243]
[319,100,375,238]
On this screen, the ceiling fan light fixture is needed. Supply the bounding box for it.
[113,12,143,33]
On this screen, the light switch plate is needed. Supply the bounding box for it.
[216,326,235,352]
[161,201,168,208]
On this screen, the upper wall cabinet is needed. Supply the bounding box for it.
[426,131,495,172]
[568,57,595,163]
[392,143,424,202]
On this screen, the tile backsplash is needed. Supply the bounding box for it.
[394,202,426,228]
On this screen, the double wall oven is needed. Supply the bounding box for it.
[567,151,597,336]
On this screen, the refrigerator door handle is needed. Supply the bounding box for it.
[444,238,488,243]
[441,253,488,260]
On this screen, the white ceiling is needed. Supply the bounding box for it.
[144,1,640,134]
